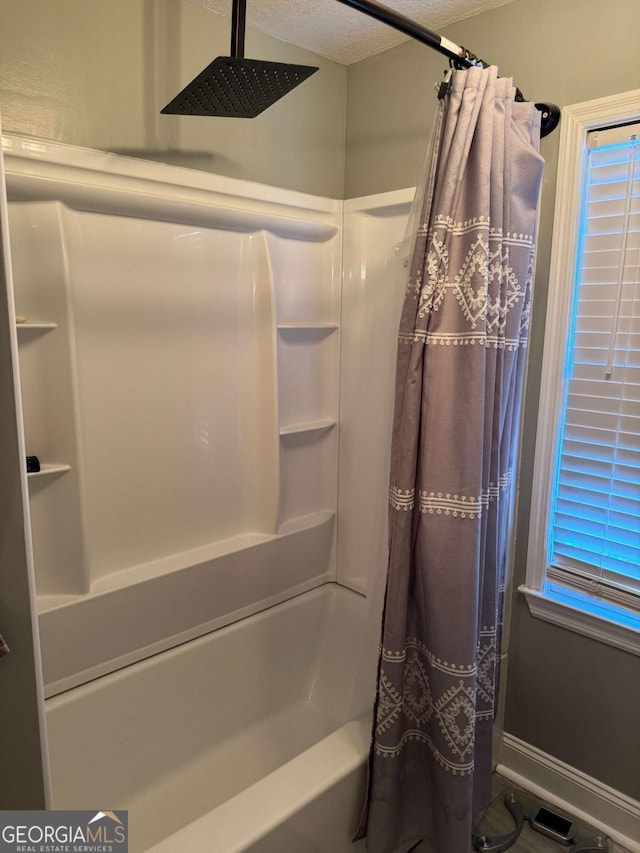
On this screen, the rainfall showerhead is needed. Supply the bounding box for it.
[161,57,318,119]
[161,0,318,118]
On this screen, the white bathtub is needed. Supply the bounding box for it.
[45,583,371,852]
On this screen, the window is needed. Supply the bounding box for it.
[523,90,640,654]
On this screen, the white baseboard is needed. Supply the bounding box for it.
[497,734,640,853]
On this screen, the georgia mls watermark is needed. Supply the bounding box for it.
[0,811,128,853]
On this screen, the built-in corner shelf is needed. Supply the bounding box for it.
[279,419,336,438]
[277,323,338,339]
[277,323,338,329]
[16,321,58,334]
[27,463,71,480]
[16,323,58,338]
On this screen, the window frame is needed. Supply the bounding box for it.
[522,89,640,656]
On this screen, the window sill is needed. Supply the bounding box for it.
[519,583,640,657]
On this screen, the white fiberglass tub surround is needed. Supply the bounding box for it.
[3,135,412,852]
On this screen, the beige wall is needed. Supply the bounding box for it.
[0,0,347,197]
[347,0,640,799]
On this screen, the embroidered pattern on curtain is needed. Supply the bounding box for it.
[357,65,544,853]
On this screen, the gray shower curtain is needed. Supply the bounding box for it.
[356,66,544,853]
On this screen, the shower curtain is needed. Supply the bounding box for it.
[356,66,544,853]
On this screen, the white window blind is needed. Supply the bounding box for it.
[550,122,640,605]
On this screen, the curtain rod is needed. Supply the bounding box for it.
[334,0,560,137]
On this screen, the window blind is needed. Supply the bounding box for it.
[550,122,640,602]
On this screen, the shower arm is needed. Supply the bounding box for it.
[230,0,246,59]
[334,0,560,137]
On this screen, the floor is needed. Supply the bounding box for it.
[471,775,611,852]
[476,776,571,852]
[395,774,613,852]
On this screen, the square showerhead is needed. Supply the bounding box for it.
[161,56,318,119]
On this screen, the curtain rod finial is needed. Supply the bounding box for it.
[536,103,561,137]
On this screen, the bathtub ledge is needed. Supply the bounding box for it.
[40,511,336,696]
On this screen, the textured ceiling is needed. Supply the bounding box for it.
[186,0,515,65]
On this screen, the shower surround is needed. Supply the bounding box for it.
[2,134,412,851]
